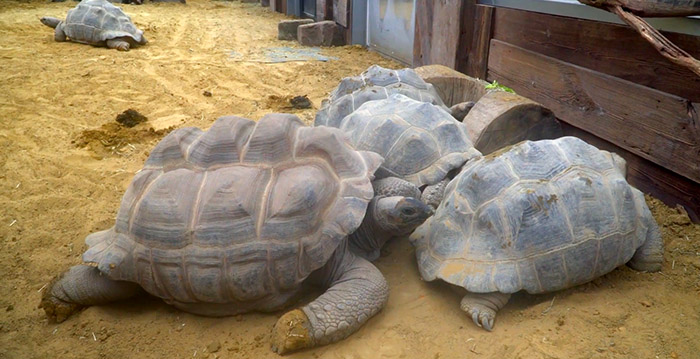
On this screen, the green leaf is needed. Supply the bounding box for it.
[484,80,516,94]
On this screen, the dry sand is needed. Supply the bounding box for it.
[1,1,699,358]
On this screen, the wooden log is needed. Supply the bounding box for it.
[562,123,700,223]
[578,0,700,17]
[414,64,489,107]
[490,7,700,102]
[487,39,700,184]
[463,90,562,154]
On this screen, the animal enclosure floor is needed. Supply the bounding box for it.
[0,1,699,358]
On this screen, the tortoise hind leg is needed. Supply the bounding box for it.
[107,38,131,51]
[460,292,511,331]
[271,248,389,354]
[39,265,140,323]
[628,218,664,272]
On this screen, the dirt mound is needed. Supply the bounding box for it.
[73,110,173,159]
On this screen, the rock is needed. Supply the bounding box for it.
[206,341,221,353]
[298,20,345,47]
[290,95,311,109]
[640,300,652,307]
[261,0,269,6]
[203,90,212,97]
[278,19,314,41]
[115,109,147,128]
[669,213,691,226]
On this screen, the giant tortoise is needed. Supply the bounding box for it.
[410,137,663,331]
[39,114,433,354]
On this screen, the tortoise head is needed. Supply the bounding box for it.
[375,196,434,236]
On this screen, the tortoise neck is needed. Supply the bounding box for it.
[348,198,391,261]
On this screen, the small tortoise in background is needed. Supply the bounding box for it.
[41,0,147,51]
[410,137,663,331]
[315,65,450,128]
[39,114,432,354]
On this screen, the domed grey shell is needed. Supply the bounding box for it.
[411,137,656,295]
[63,0,145,45]
[332,94,481,187]
[82,114,382,305]
[315,65,449,128]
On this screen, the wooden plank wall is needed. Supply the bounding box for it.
[455,4,700,221]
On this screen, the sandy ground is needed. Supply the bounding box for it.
[1,1,699,358]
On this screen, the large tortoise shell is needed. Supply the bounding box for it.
[82,114,382,305]
[411,137,656,294]
[334,94,481,187]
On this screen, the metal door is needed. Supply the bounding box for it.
[302,0,315,18]
[367,0,416,64]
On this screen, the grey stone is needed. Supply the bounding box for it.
[278,19,314,41]
[297,20,345,47]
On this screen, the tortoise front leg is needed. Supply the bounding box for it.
[421,178,450,209]
[54,24,66,42]
[107,38,131,51]
[39,265,140,323]
[460,292,511,331]
[271,249,388,354]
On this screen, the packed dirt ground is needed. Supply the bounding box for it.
[1,1,699,358]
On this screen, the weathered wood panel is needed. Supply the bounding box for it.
[316,0,332,20]
[455,0,476,74]
[412,0,464,68]
[413,0,434,66]
[487,39,700,184]
[271,0,286,13]
[465,5,493,79]
[334,0,349,27]
[562,123,700,222]
[491,7,700,102]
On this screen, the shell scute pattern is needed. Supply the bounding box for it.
[412,137,654,295]
[83,114,381,305]
[334,94,481,187]
[63,0,144,44]
[314,65,449,128]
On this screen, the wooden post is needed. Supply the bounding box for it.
[465,5,494,79]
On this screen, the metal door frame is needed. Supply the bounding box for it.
[286,0,315,19]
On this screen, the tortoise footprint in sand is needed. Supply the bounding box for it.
[40,0,147,51]
[38,114,432,354]
[410,137,664,331]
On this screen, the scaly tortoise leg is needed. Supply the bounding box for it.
[271,250,389,354]
[460,292,511,331]
[107,38,130,51]
[39,265,140,323]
